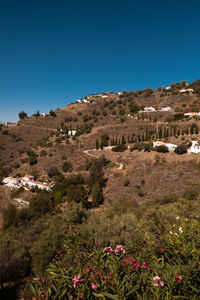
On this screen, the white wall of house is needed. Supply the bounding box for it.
[188,141,200,153]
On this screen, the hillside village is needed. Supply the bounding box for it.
[1,79,200,205]
[1,79,200,299]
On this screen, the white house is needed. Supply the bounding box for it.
[2,177,20,187]
[2,174,53,191]
[143,107,156,112]
[153,141,177,152]
[68,130,76,136]
[160,107,171,112]
[188,141,200,154]
[165,86,171,90]
[184,112,200,118]
[22,175,34,182]
[180,88,194,93]
[102,95,108,98]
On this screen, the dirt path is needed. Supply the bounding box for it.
[83,149,124,170]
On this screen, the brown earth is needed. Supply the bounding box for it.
[1,88,200,223]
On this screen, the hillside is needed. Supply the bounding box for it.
[1,80,200,205]
[1,80,200,298]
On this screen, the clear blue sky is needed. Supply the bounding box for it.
[1,0,200,122]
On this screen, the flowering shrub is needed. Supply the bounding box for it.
[20,217,200,299]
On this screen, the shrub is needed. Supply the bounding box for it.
[49,110,56,117]
[40,150,47,157]
[62,161,73,172]
[2,130,8,135]
[156,145,169,153]
[174,144,187,155]
[48,165,59,177]
[124,178,130,186]
[112,144,127,152]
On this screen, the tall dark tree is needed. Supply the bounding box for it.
[96,139,99,150]
[18,110,27,120]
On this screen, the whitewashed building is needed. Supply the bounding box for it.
[188,141,200,154]
[180,88,194,93]
[160,107,171,112]
[68,130,77,136]
[184,112,200,118]
[2,177,20,187]
[153,141,177,152]
[143,107,156,112]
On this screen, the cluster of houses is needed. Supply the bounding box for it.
[184,112,200,118]
[179,88,194,93]
[153,140,200,154]
[76,93,110,104]
[2,175,53,191]
[139,107,172,112]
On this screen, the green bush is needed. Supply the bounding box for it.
[174,144,187,155]
[112,144,127,152]
[62,161,73,172]
[156,145,169,153]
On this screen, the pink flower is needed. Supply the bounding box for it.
[86,268,91,274]
[176,276,182,283]
[134,262,140,269]
[116,245,126,254]
[154,283,159,287]
[153,276,161,282]
[160,248,164,252]
[72,275,82,288]
[105,246,114,253]
[91,283,98,289]
[160,281,164,287]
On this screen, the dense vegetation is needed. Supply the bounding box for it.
[16,190,200,299]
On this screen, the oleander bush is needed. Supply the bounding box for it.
[19,195,200,299]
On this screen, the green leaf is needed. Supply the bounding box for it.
[101,292,119,300]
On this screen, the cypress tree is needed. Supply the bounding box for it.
[173,126,177,137]
[96,139,99,150]
[122,135,126,144]
[145,128,149,141]
[159,128,162,139]
[142,132,145,141]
